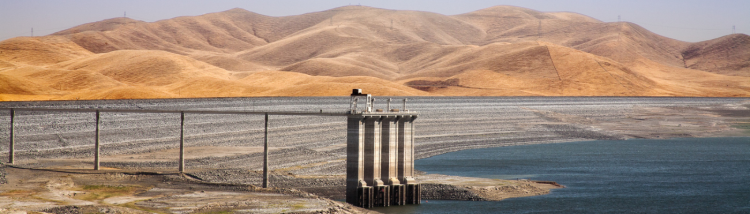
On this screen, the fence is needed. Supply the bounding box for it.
[1,107,348,188]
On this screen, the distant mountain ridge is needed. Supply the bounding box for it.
[0,5,748,100]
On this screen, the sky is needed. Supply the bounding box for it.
[1,0,748,43]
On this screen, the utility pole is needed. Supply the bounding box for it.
[618,15,621,22]
[124,11,127,18]
[31,28,33,37]
[262,113,269,188]
[391,19,393,30]
[733,25,736,34]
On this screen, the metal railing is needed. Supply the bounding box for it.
[1,107,350,188]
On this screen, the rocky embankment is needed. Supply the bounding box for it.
[422,183,485,201]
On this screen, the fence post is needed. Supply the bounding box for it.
[95,110,100,170]
[403,98,407,111]
[8,109,14,164]
[263,113,269,188]
[179,112,185,173]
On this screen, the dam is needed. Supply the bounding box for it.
[3,89,419,209]
[2,96,746,212]
[346,89,420,208]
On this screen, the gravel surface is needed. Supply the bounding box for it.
[421,183,485,201]
[0,165,6,185]
[42,205,147,214]
[0,97,747,192]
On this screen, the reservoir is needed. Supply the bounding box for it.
[373,137,750,214]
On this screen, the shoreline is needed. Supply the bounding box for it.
[418,174,563,201]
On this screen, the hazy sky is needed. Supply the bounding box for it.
[1,0,747,42]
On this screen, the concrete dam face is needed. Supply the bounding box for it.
[346,89,420,208]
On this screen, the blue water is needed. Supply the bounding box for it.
[372,137,750,214]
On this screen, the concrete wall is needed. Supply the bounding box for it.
[346,114,418,207]
[345,116,365,205]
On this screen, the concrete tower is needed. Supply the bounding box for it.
[346,89,420,208]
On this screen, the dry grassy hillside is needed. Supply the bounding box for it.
[404,43,750,96]
[0,36,93,66]
[682,34,750,77]
[0,37,428,101]
[1,5,749,100]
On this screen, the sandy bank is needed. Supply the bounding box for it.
[419,174,562,201]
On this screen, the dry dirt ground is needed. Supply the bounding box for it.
[0,166,375,214]
[0,166,558,214]
[0,97,748,213]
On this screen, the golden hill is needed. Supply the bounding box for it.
[682,34,750,77]
[0,39,428,101]
[1,5,749,101]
